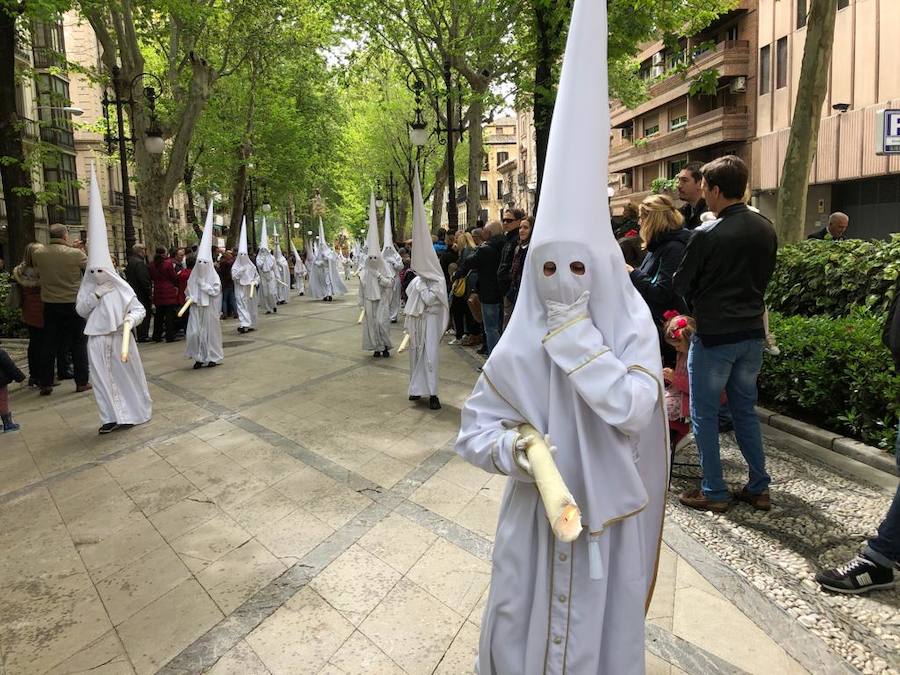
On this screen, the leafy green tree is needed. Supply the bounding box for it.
[775,0,838,244]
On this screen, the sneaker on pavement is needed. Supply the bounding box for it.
[679,488,731,513]
[816,554,894,594]
[733,487,772,511]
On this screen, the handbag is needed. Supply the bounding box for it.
[467,292,483,323]
[452,276,467,298]
[5,281,22,310]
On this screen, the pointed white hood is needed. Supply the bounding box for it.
[480,0,667,572]
[410,167,443,284]
[259,217,270,252]
[382,204,402,273]
[364,192,386,273]
[273,222,285,262]
[232,216,259,286]
[187,201,220,306]
[77,162,136,333]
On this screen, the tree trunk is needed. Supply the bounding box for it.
[0,8,36,265]
[775,0,838,244]
[466,97,484,230]
[533,0,557,215]
[183,162,199,245]
[225,141,250,249]
[430,158,448,233]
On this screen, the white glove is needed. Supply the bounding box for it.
[546,290,591,331]
[94,283,115,299]
[513,434,534,476]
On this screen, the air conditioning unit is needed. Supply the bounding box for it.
[730,76,747,93]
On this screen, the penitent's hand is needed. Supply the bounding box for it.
[513,434,534,476]
[545,290,591,331]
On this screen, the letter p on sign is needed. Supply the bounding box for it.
[876,109,900,155]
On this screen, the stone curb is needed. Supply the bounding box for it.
[756,406,897,476]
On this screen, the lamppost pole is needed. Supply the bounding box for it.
[109,67,134,252]
[102,66,165,254]
[248,175,257,250]
[442,59,458,231]
[387,171,398,241]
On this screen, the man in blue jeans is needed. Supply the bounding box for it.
[673,156,777,512]
[815,279,899,593]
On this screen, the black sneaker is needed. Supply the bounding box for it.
[99,423,118,435]
[815,554,895,594]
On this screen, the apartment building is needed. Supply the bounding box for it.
[753,0,900,238]
[0,13,191,263]
[455,116,519,226]
[498,108,538,216]
[609,1,758,215]
[0,17,82,254]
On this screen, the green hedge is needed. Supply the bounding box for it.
[765,236,900,318]
[759,309,899,451]
[0,273,27,338]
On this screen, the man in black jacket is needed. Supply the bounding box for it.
[815,278,900,594]
[673,155,777,513]
[676,162,708,230]
[806,212,849,241]
[454,221,504,355]
[124,244,153,342]
[497,208,525,329]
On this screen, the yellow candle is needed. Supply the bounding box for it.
[518,423,583,542]
[177,298,193,317]
[121,320,132,362]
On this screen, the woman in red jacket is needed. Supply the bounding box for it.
[148,246,179,342]
[12,243,47,386]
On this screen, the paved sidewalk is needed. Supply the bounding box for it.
[0,285,895,674]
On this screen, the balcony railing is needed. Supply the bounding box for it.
[610,106,750,171]
[39,125,75,149]
[611,40,750,123]
[20,117,39,140]
[113,191,139,211]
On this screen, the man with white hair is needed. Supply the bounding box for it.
[807,212,849,241]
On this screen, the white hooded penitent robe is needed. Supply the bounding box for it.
[185,260,224,364]
[232,256,260,329]
[77,278,153,426]
[405,169,449,397]
[76,163,152,426]
[275,245,290,303]
[293,252,307,296]
[359,261,394,351]
[256,249,278,312]
[383,248,403,321]
[454,2,668,673]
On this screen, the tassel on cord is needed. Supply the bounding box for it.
[589,531,605,580]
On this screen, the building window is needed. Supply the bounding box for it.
[482,153,489,171]
[797,0,807,28]
[497,151,509,165]
[668,158,688,179]
[622,124,634,141]
[480,180,489,199]
[776,37,788,89]
[725,25,738,42]
[497,180,504,199]
[837,0,849,9]
[670,115,688,131]
[37,74,75,148]
[43,152,80,224]
[759,45,771,94]
[31,19,66,69]
[644,122,659,138]
[621,171,633,189]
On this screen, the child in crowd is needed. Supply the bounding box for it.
[662,311,695,453]
[0,347,26,432]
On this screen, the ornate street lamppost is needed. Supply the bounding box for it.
[406,62,462,230]
[102,66,165,253]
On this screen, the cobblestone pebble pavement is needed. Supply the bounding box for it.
[670,436,899,675]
